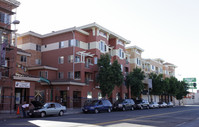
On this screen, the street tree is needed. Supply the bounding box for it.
[96,54,123,98]
[148,73,164,95]
[176,81,189,100]
[126,67,145,98]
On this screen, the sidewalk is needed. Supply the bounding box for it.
[0,108,82,120]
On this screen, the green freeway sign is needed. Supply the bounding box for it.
[183,78,196,82]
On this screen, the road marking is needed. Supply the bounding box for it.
[175,122,186,127]
[93,108,199,126]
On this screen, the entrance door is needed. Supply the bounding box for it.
[60,91,67,106]
[73,91,81,108]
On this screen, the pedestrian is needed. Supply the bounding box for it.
[21,101,29,118]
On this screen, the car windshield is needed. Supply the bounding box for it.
[43,103,49,108]
[89,100,99,106]
[150,102,154,104]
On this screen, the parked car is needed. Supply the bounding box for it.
[149,102,159,109]
[28,101,67,117]
[82,99,112,113]
[134,99,150,109]
[167,102,174,107]
[158,102,167,108]
[113,99,135,111]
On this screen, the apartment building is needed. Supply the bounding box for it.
[126,45,176,102]
[16,23,131,108]
[0,0,20,113]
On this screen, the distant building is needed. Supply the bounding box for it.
[126,45,177,102]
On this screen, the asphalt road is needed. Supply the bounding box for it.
[0,105,199,127]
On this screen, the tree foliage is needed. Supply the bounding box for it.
[148,73,164,95]
[96,54,124,97]
[126,67,145,98]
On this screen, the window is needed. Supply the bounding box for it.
[117,39,123,46]
[137,58,141,65]
[98,92,102,99]
[20,55,26,62]
[85,73,92,80]
[104,45,107,52]
[59,41,64,48]
[99,41,105,52]
[160,68,163,73]
[36,44,41,51]
[75,56,80,63]
[121,64,123,72]
[68,55,74,63]
[88,43,90,49]
[39,71,48,78]
[94,57,98,64]
[58,56,64,64]
[68,39,80,47]
[68,72,73,79]
[58,72,64,79]
[99,31,106,38]
[45,45,47,48]
[87,92,92,99]
[35,59,41,65]
[0,12,10,24]
[75,71,80,79]
[119,49,122,57]
[151,65,155,70]
[75,40,80,47]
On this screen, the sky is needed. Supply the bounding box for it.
[15,0,199,85]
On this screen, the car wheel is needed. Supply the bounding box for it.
[94,109,99,114]
[147,106,150,109]
[140,106,143,110]
[59,110,64,116]
[40,112,46,118]
[122,107,126,111]
[131,106,134,111]
[107,108,111,113]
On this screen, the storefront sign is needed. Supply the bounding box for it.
[15,82,30,88]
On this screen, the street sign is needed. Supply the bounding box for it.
[183,78,196,82]
[188,87,197,89]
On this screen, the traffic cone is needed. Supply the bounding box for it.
[16,106,20,115]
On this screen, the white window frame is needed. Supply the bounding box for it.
[87,92,92,99]
[58,72,64,79]
[58,56,64,64]
[35,59,41,65]
[94,57,98,64]
[59,41,65,48]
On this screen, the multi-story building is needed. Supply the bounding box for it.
[0,0,20,113]
[16,23,131,108]
[126,45,177,102]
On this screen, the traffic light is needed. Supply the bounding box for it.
[193,83,197,87]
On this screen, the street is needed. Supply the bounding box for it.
[0,105,199,127]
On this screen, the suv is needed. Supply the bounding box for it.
[134,99,150,109]
[82,99,112,113]
[113,99,135,111]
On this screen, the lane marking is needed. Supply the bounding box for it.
[93,108,199,126]
[175,122,186,127]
